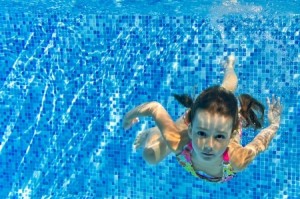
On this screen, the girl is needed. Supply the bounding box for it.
[123,56,282,182]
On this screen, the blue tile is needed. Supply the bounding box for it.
[0,12,299,199]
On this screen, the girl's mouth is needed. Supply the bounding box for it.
[202,152,214,156]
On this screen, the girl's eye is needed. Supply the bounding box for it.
[197,131,206,136]
[215,135,226,139]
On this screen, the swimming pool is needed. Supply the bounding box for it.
[0,0,299,198]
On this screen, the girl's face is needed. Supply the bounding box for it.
[189,109,233,162]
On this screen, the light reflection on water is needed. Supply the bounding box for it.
[0,0,299,15]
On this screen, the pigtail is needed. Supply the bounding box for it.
[172,93,193,125]
[172,94,194,108]
[238,94,265,129]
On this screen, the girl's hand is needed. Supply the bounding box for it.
[123,117,139,130]
[267,96,282,126]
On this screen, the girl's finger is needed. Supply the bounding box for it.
[272,94,276,104]
[277,97,281,106]
[273,97,280,108]
[267,97,270,107]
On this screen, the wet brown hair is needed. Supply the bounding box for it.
[238,94,265,129]
[173,85,239,137]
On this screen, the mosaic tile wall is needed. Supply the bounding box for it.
[0,12,299,198]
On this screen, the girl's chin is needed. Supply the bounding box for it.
[200,153,216,161]
[199,152,225,162]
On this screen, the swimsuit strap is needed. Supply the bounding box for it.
[176,143,199,178]
[221,148,235,181]
[222,148,230,163]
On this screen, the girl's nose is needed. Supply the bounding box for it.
[203,137,214,151]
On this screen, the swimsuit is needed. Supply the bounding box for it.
[176,142,235,183]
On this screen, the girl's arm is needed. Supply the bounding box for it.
[229,96,282,171]
[123,101,188,152]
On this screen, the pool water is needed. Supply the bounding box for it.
[0,0,299,198]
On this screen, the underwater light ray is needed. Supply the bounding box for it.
[16,84,49,169]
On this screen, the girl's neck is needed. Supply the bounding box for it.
[191,150,223,173]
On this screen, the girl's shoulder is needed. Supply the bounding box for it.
[175,136,191,155]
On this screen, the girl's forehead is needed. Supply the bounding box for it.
[194,109,232,119]
[193,109,233,130]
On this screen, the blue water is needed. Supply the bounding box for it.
[0,0,299,198]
